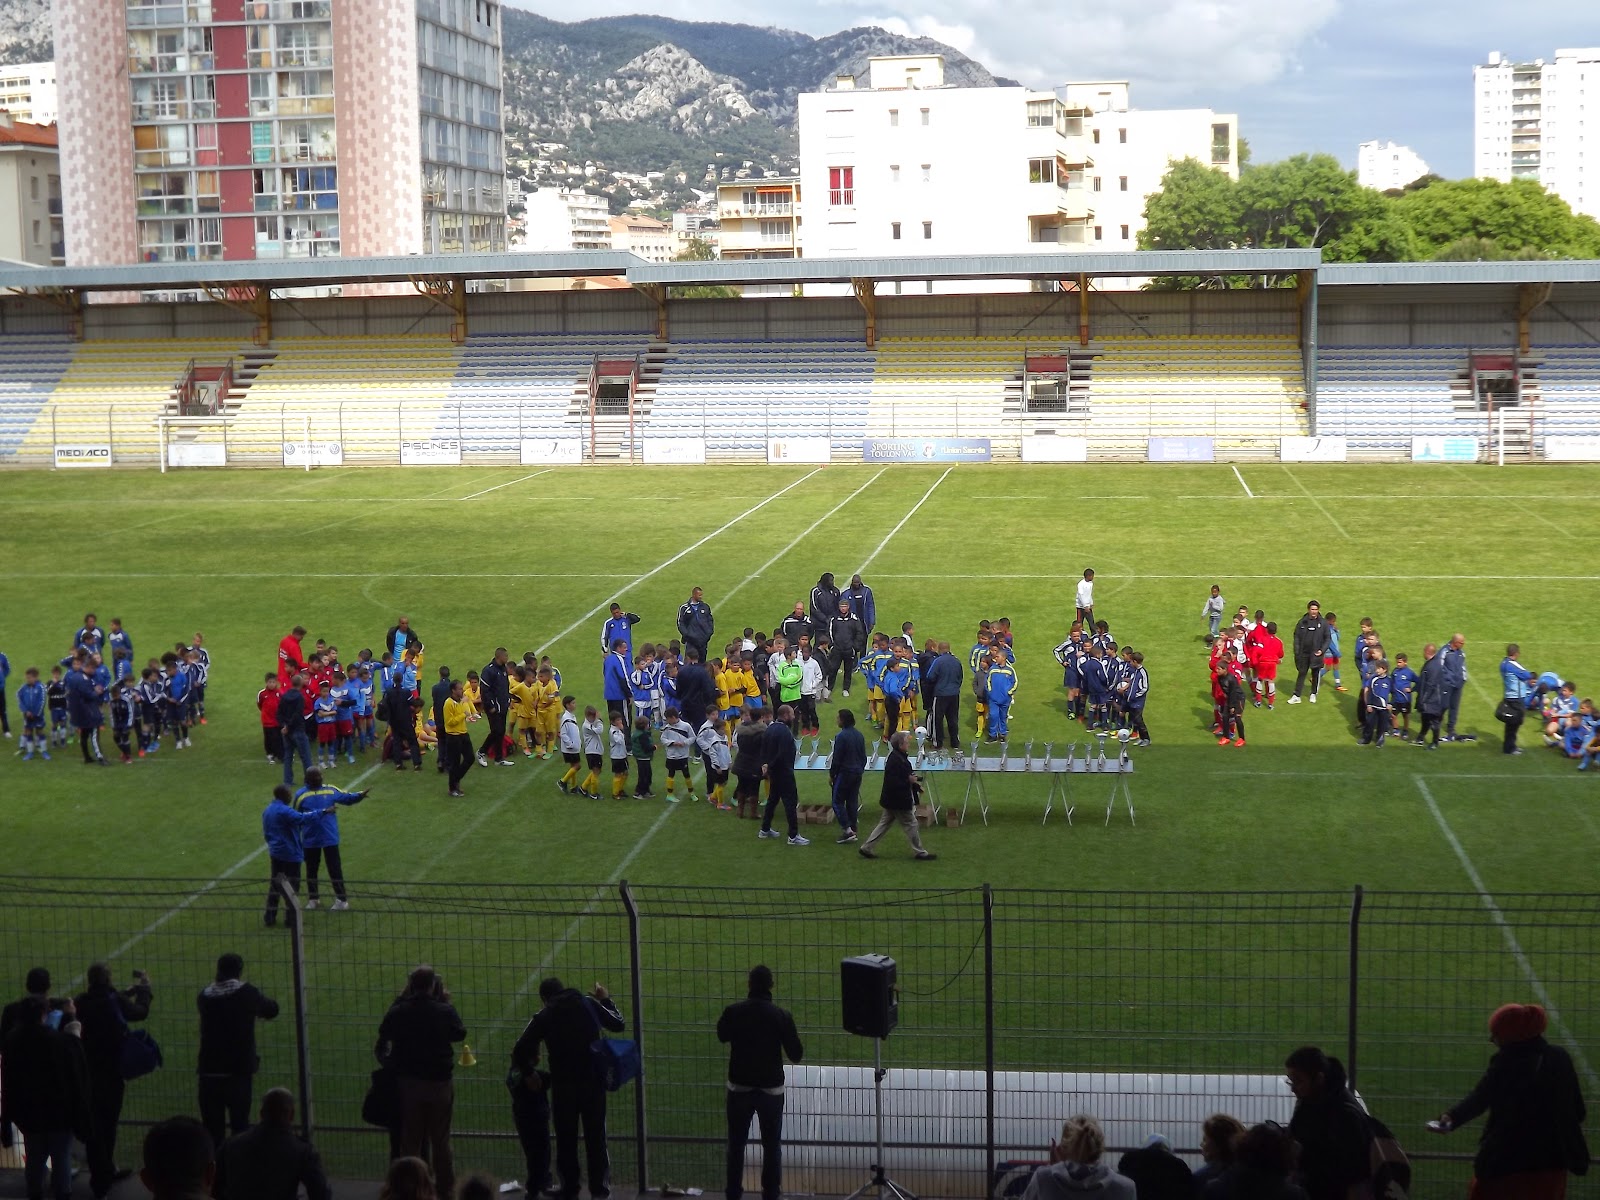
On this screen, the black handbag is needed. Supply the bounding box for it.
[361,1064,401,1129]
[1494,698,1521,723]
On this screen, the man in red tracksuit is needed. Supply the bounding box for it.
[277,626,307,688]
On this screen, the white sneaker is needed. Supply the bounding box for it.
[1309,693,1318,704]
[1286,695,1302,705]
[498,758,515,766]
[331,899,350,911]
[477,754,489,767]
[305,899,319,910]
[842,689,851,698]
[757,828,780,839]
[787,834,811,846]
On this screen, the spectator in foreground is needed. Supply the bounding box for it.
[1432,1003,1588,1200]
[196,953,281,1149]
[380,1157,437,1200]
[1115,1133,1192,1199]
[0,966,57,1043]
[457,1175,496,1200]
[1202,1122,1307,1200]
[77,963,153,1199]
[139,1117,214,1200]
[376,966,467,1200]
[1191,1113,1246,1192]
[718,964,805,1200]
[214,1088,330,1200]
[1019,1114,1135,1200]
[0,995,91,1200]
[1283,1046,1371,1200]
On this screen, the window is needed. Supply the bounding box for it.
[828,166,854,206]
[921,163,930,183]
[1119,176,1128,191]
[1120,224,1130,240]
[31,218,40,246]
[29,175,38,201]
[1094,225,1103,241]
[923,221,932,239]
[891,221,901,240]
[1118,127,1127,143]
[889,108,899,127]
[890,164,900,183]
[1029,158,1056,184]
[1026,98,1053,127]
[1093,176,1102,192]
[1092,128,1101,144]
[920,108,929,126]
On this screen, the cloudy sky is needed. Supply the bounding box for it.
[505,0,1599,177]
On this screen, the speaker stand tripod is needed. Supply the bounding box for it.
[844,1037,918,1200]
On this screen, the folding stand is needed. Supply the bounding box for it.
[959,741,992,825]
[844,1037,918,1200]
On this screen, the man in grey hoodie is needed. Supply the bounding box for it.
[1020,1115,1136,1200]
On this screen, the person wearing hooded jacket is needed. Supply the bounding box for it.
[195,953,280,1150]
[808,574,841,631]
[1,995,92,1200]
[375,966,466,1200]
[841,575,876,634]
[1020,1115,1135,1200]
[1433,1003,1588,1200]
[512,978,625,1200]
[827,601,867,697]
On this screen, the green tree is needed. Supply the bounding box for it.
[669,238,739,299]
[1392,177,1600,259]
[1236,154,1414,262]
[1138,158,1242,252]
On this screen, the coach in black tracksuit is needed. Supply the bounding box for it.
[924,644,964,752]
[759,708,801,841]
[429,668,454,775]
[828,603,866,696]
[1291,601,1331,702]
[718,965,804,1200]
[478,649,511,764]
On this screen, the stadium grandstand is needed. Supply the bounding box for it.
[0,250,1597,468]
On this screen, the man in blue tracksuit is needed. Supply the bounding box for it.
[828,708,868,841]
[600,604,640,661]
[677,587,715,663]
[1439,634,1472,742]
[984,652,1017,742]
[602,641,632,721]
[1126,652,1150,745]
[64,659,107,765]
[1361,661,1393,747]
[924,642,964,753]
[1499,644,1537,756]
[261,785,312,927]
[292,767,369,911]
[842,574,876,634]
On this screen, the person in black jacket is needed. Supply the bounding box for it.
[808,573,841,633]
[76,963,153,1199]
[828,602,866,698]
[1,966,57,1045]
[675,651,718,732]
[1283,1046,1370,1200]
[858,731,935,860]
[196,953,280,1150]
[215,1088,330,1200]
[1433,1002,1589,1200]
[828,709,868,842]
[375,966,467,1200]
[923,642,964,754]
[429,667,453,776]
[677,588,715,663]
[1415,643,1445,749]
[512,978,626,1200]
[1288,602,1330,704]
[276,677,312,786]
[477,649,512,766]
[386,617,424,664]
[1,996,92,1200]
[386,686,423,771]
[1115,1134,1192,1200]
[1202,1122,1307,1200]
[759,706,806,846]
[777,604,808,648]
[718,965,804,1200]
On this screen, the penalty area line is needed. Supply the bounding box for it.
[855,466,955,576]
[455,469,553,501]
[1231,465,1255,498]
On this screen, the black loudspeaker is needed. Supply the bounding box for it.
[841,953,898,1039]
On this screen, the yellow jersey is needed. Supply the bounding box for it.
[509,679,536,722]
[443,697,470,735]
[715,669,738,712]
[531,678,559,715]
[463,679,482,716]
[739,667,761,705]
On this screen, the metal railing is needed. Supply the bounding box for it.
[1,879,1594,1199]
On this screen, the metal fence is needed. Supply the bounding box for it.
[1,880,1595,1200]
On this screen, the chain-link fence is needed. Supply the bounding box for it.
[0,879,1595,1200]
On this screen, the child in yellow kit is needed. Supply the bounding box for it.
[532,665,560,759]
[508,666,536,756]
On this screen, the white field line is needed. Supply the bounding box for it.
[534,468,823,654]
[855,467,955,575]
[1215,770,1578,781]
[1415,775,1599,1091]
[68,761,389,987]
[501,803,680,1019]
[1280,465,1351,539]
[456,469,552,501]
[715,469,887,609]
[1230,465,1255,498]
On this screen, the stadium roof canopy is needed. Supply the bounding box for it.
[2,248,1596,297]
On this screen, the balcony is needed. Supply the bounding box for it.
[718,201,794,219]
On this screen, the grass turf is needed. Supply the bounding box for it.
[1,462,1597,1198]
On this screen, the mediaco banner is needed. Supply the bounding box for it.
[400,438,463,466]
[862,438,992,463]
[53,444,113,468]
[1411,436,1479,463]
[643,438,708,465]
[282,441,344,468]
[520,439,583,466]
[1279,436,1348,463]
[767,437,832,465]
[1020,436,1088,463]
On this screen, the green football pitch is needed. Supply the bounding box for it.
[1,462,1596,1198]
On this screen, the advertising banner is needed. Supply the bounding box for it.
[1279,436,1348,463]
[1411,436,1479,463]
[282,441,344,467]
[400,438,463,466]
[767,437,832,465]
[520,438,583,466]
[643,438,708,465]
[1147,437,1215,463]
[54,444,112,468]
[1545,436,1600,462]
[168,443,227,468]
[1020,435,1088,463]
[862,437,992,463]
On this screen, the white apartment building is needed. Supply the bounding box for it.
[0,115,64,266]
[1056,82,1238,251]
[0,62,57,126]
[796,61,1237,292]
[1357,140,1431,191]
[1475,48,1600,218]
[520,187,612,251]
[608,213,673,262]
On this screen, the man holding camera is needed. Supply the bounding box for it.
[375,965,467,1200]
[76,963,153,1199]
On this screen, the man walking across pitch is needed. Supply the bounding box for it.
[828,709,867,843]
[292,768,368,909]
[513,979,626,1200]
[1287,600,1331,705]
[759,705,808,846]
[858,731,936,860]
[718,965,804,1200]
[196,954,280,1151]
[477,648,513,767]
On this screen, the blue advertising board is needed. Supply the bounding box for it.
[862,437,993,463]
[1147,437,1215,463]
